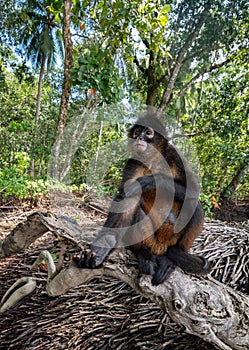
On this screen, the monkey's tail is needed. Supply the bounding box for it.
[166,246,212,275]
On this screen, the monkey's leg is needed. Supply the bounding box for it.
[166,246,211,275]
[151,255,176,286]
[170,201,211,275]
[132,246,157,276]
[177,201,204,249]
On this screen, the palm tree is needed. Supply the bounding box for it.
[20,0,64,121]
[18,0,64,176]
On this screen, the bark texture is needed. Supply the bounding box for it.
[0,212,248,350]
[50,0,73,179]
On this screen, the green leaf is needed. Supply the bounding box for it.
[158,14,168,26]
[51,253,57,261]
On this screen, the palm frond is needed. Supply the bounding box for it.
[19,0,64,70]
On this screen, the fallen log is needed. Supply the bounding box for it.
[0,212,248,350]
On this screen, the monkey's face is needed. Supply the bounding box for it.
[131,126,155,153]
[128,116,167,159]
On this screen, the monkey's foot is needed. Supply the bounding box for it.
[198,257,212,274]
[72,249,97,268]
[151,256,176,286]
[137,256,157,276]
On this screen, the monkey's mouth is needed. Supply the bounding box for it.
[135,141,147,152]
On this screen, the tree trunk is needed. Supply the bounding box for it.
[146,83,158,107]
[35,54,46,122]
[30,54,46,177]
[50,0,73,180]
[94,120,104,172]
[159,3,211,113]
[219,162,249,200]
[0,212,248,350]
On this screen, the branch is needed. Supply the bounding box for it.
[31,250,57,279]
[219,162,249,199]
[0,277,36,314]
[46,248,249,350]
[0,212,87,258]
[169,130,209,141]
[159,3,212,112]
[0,212,49,258]
[182,44,225,66]
[71,33,89,39]
[178,58,232,98]
[1,213,249,349]
[141,36,150,50]
[133,55,146,73]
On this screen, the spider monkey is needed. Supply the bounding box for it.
[73,113,211,285]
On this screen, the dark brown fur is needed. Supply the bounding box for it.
[73,113,211,285]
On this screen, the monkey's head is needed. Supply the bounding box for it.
[128,113,167,157]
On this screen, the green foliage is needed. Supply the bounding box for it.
[71,44,124,103]
[199,193,216,218]
[69,121,127,196]
[180,59,249,201]
[0,68,60,177]
[0,167,48,200]
[0,0,248,208]
[80,0,248,106]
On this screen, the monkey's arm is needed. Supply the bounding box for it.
[122,174,187,202]
[122,173,201,234]
[73,194,140,268]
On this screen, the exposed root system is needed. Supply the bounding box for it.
[0,211,248,350]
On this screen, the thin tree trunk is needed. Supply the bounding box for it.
[57,117,88,181]
[30,54,46,177]
[50,0,73,180]
[159,3,211,113]
[35,54,46,122]
[94,121,104,173]
[220,162,249,200]
[146,83,158,107]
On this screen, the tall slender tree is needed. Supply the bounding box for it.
[20,0,64,121]
[18,0,64,176]
[50,0,73,180]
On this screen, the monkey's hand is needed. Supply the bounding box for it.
[73,249,97,268]
[73,234,116,268]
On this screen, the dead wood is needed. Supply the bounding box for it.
[0,212,91,259]
[0,212,249,350]
[46,250,249,350]
[0,212,48,258]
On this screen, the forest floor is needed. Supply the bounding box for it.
[0,193,248,350]
[213,197,249,222]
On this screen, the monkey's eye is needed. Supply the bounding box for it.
[145,128,154,138]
